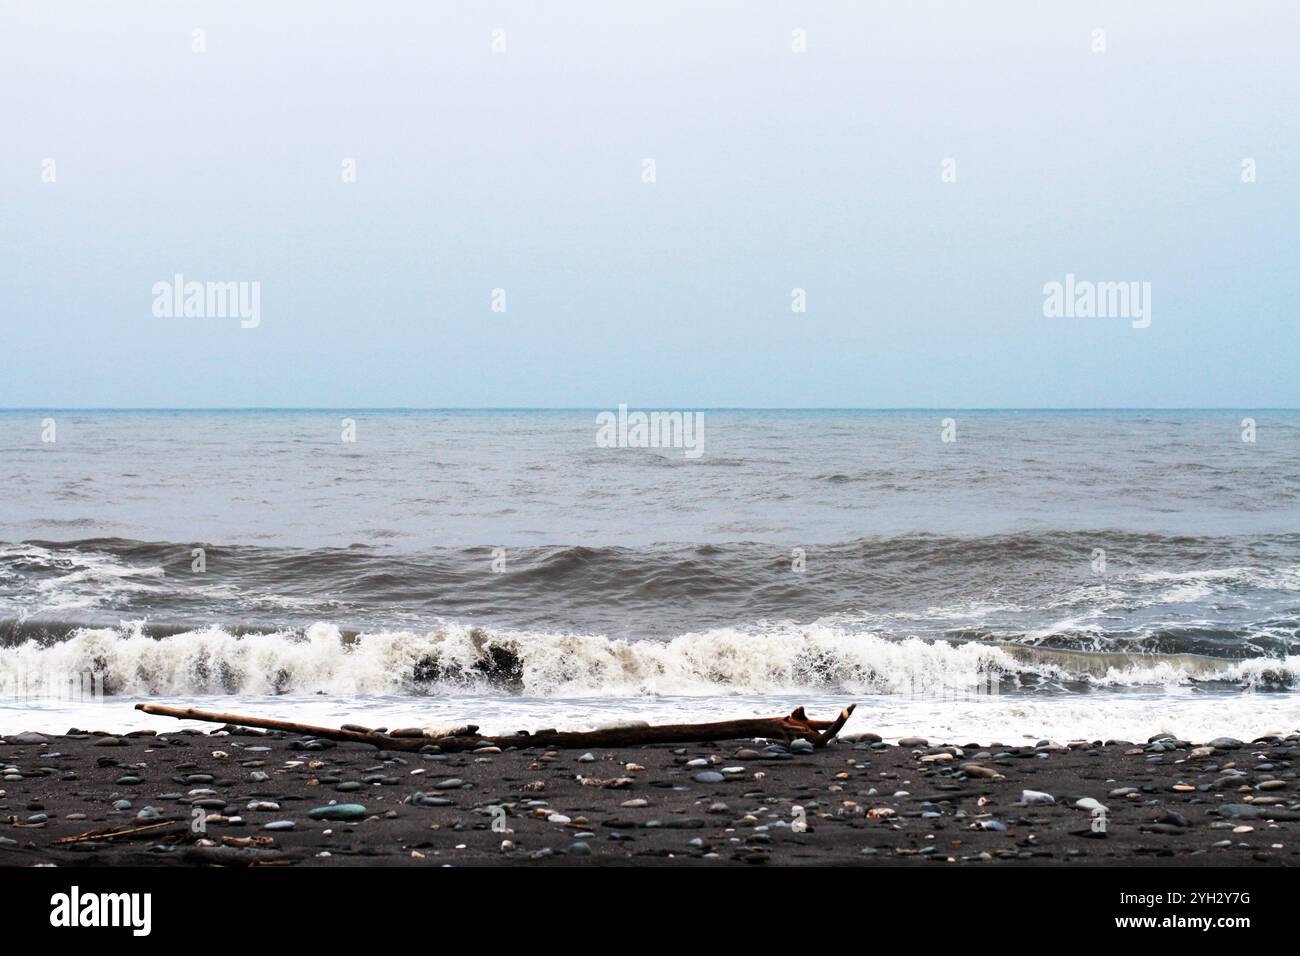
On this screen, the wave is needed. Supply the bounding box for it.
[2,621,1298,701]
[5,534,1299,618]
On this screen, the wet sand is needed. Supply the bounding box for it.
[2,725,1297,866]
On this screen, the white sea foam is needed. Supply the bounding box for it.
[5,688,1298,747]
[1,620,1296,701]
[0,543,164,615]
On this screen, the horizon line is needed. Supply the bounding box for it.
[1,406,1297,413]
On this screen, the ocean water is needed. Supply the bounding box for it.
[2,409,1299,743]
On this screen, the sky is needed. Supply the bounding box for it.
[1,1,1297,408]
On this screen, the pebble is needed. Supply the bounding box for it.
[433,778,464,789]
[578,753,595,763]
[898,737,929,747]
[1160,809,1189,828]
[694,771,726,784]
[411,793,454,807]
[789,739,815,754]
[263,820,296,831]
[1141,823,1184,835]
[1019,789,1055,805]
[6,732,50,745]
[308,803,368,821]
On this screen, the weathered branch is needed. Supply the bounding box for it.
[135,702,856,752]
[54,819,186,844]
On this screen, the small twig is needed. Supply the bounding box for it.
[54,819,185,845]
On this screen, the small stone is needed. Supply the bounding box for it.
[5,732,50,745]
[1019,789,1055,805]
[568,841,592,856]
[308,803,368,821]
[1141,823,1185,835]
[412,792,453,807]
[898,737,928,747]
[577,753,595,763]
[694,771,726,784]
[264,820,295,831]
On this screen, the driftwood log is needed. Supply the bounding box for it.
[135,702,856,752]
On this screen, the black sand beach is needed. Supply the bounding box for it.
[3,722,1297,867]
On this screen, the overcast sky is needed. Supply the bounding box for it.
[2,1,1297,408]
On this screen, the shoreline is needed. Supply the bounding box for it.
[3,725,1297,867]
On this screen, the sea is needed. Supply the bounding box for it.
[1,408,1298,743]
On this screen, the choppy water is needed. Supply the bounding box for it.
[2,410,1298,741]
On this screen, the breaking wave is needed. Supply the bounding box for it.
[2,621,1298,700]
